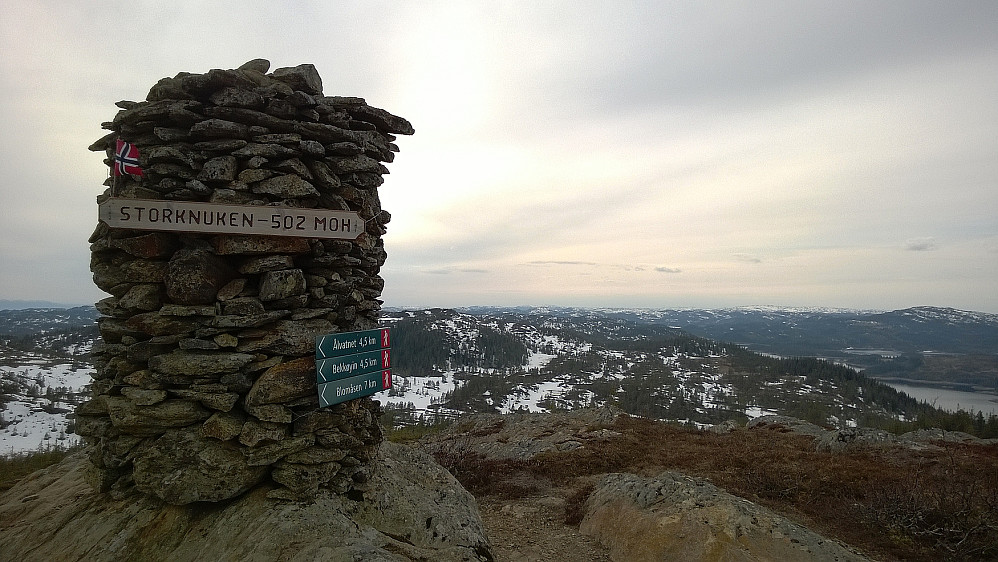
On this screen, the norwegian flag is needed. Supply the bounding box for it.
[113,139,143,176]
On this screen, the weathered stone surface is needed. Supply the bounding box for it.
[159,303,215,317]
[169,389,240,411]
[270,64,323,95]
[121,370,163,389]
[238,419,288,447]
[74,415,115,438]
[419,408,625,462]
[214,277,247,300]
[213,333,238,348]
[231,142,297,158]
[192,139,247,151]
[244,434,314,466]
[235,167,275,183]
[209,86,264,109]
[201,410,245,441]
[244,403,293,423]
[164,248,236,305]
[272,157,312,178]
[105,397,211,436]
[112,233,180,258]
[238,255,294,275]
[238,58,271,73]
[345,104,415,135]
[294,409,344,433]
[149,351,254,376]
[329,154,385,174]
[120,387,168,406]
[258,268,307,301]
[284,446,347,464]
[264,318,334,355]
[119,260,169,283]
[271,460,339,493]
[211,310,290,329]
[0,444,492,560]
[117,284,163,311]
[190,118,249,139]
[814,427,899,453]
[746,415,829,438]
[124,312,196,337]
[132,431,268,504]
[220,296,265,315]
[212,235,310,255]
[76,395,110,416]
[580,471,867,562]
[197,155,238,182]
[178,337,220,350]
[245,356,315,407]
[250,174,319,198]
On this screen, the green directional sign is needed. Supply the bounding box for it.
[315,328,390,359]
[318,369,392,407]
[316,348,391,384]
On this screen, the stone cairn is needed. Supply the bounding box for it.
[77,59,413,504]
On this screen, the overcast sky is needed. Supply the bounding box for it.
[1,1,995,312]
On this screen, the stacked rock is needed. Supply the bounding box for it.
[77,59,413,504]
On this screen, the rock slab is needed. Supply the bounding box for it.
[0,443,493,562]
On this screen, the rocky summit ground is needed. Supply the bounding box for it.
[2,408,997,560]
[418,408,998,561]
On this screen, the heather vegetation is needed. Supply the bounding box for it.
[431,415,998,561]
[0,443,82,492]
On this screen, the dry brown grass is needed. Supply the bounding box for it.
[433,416,998,561]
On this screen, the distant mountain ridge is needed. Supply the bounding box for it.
[2,304,996,456]
[456,305,998,357]
[0,300,88,311]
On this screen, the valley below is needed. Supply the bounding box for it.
[1,304,998,559]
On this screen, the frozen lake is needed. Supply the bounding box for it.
[884,382,998,416]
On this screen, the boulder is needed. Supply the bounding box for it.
[270,63,323,95]
[746,415,828,438]
[580,471,868,561]
[814,427,900,452]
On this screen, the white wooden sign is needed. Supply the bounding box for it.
[98,198,364,239]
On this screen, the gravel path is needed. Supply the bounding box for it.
[477,490,612,561]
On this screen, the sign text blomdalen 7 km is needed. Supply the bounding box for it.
[98,197,365,240]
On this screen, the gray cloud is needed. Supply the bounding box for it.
[2,2,996,312]
[527,260,598,266]
[733,254,763,264]
[425,267,489,275]
[528,2,998,117]
[904,238,938,252]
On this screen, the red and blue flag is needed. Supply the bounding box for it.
[113,139,143,176]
